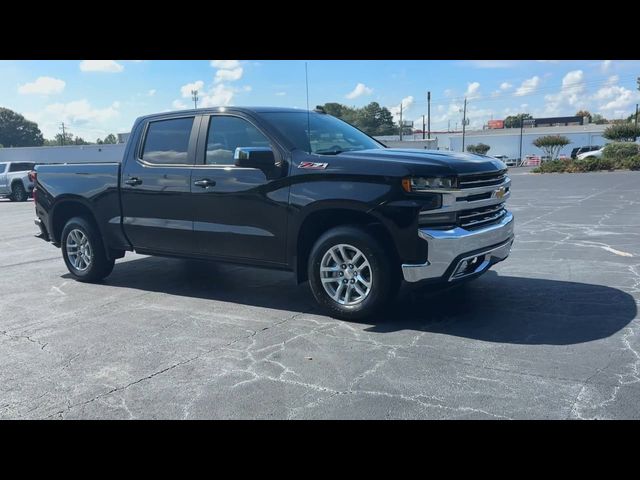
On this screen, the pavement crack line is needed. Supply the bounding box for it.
[0,329,49,351]
[46,309,310,419]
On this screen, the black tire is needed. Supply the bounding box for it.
[308,225,398,320]
[10,182,28,202]
[61,216,115,282]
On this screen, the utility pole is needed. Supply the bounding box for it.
[635,104,639,141]
[427,91,431,140]
[191,89,199,109]
[59,122,68,146]
[519,116,525,166]
[461,97,467,152]
[422,115,425,140]
[399,103,403,141]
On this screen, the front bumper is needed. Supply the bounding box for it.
[402,211,514,283]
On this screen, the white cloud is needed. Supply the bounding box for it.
[444,89,454,98]
[18,76,65,95]
[26,100,121,138]
[544,70,586,112]
[515,76,540,96]
[601,60,612,72]
[465,82,480,97]
[389,96,414,122]
[172,99,188,109]
[606,75,619,85]
[210,60,241,69]
[199,84,235,107]
[594,84,639,112]
[345,83,374,99]
[214,67,243,83]
[79,60,124,73]
[275,91,286,96]
[180,80,205,98]
[500,82,512,90]
[148,89,156,96]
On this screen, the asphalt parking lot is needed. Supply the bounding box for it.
[1,169,639,419]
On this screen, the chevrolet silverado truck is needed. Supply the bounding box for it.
[33,107,514,319]
[0,161,35,201]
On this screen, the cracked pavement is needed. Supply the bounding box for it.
[1,169,639,419]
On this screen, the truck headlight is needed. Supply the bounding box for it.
[402,176,455,192]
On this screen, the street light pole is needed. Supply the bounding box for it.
[191,90,199,109]
[427,91,431,140]
[399,103,403,142]
[635,103,639,141]
[422,115,425,140]
[519,117,524,166]
[461,97,467,152]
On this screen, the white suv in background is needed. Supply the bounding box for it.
[0,162,35,202]
[576,147,604,160]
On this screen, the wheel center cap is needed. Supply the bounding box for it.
[344,269,355,280]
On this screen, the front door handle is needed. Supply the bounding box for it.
[125,177,142,186]
[194,179,216,188]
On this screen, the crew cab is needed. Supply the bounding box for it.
[33,107,514,319]
[0,162,35,201]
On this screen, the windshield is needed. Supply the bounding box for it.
[260,112,384,155]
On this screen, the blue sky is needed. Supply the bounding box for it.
[1,60,639,140]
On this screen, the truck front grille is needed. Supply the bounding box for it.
[458,202,507,229]
[458,170,507,189]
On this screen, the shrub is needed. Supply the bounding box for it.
[603,123,640,142]
[532,160,568,173]
[603,142,640,162]
[623,155,640,170]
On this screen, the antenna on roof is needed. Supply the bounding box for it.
[305,62,311,154]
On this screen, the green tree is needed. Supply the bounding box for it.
[504,113,533,128]
[102,133,117,144]
[575,110,592,121]
[603,123,640,142]
[466,143,491,155]
[533,135,571,160]
[592,113,608,124]
[318,102,396,136]
[0,107,44,147]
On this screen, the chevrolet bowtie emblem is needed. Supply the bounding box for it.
[494,187,506,199]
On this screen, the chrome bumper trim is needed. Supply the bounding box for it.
[402,211,514,282]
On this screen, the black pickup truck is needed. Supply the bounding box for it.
[33,107,514,319]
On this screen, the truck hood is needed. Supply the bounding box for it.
[337,148,506,176]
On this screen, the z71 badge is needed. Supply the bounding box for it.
[298,161,329,169]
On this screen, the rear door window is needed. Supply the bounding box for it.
[141,117,195,165]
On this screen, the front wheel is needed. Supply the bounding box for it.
[61,216,115,282]
[308,225,398,320]
[10,182,28,202]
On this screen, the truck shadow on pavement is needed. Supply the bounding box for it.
[72,256,637,346]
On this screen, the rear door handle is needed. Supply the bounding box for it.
[194,179,216,188]
[125,177,142,186]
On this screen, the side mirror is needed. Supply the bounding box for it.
[234,147,276,169]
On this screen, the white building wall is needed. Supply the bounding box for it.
[0,144,125,164]
[448,126,608,158]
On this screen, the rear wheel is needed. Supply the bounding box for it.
[10,182,28,202]
[61,216,115,282]
[308,225,398,320]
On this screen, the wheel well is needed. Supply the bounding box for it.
[10,179,25,189]
[51,201,96,244]
[296,209,399,283]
